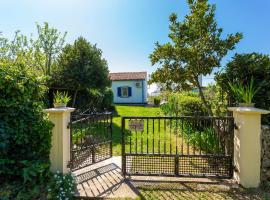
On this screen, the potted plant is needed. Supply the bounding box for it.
[53,91,71,108]
[228,78,260,107]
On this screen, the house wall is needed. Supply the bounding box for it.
[111,80,147,104]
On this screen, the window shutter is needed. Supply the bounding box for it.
[117,87,121,97]
[128,87,132,97]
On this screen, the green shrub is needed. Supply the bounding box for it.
[161,92,206,116]
[47,172,76,200]
[204,84,228,116]
[73,87,114,111]
[183,125,220,153]
[154,97,161,106]
[160,92,218,152]
[0,64,53,198]
[102,87,114,111]
[216,53,270,124]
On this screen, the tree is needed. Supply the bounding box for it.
[0,22,66,76]
[215,53,270,123]
[149,0,242,116]
[53,37,110,107]
[35,22,67,76]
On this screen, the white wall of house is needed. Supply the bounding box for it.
[111,80,147,104]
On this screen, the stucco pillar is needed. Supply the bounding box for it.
[45,107,75,173]
[228,107,270,188]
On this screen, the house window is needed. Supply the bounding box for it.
[121,87,128,97]
[117,86,132,98]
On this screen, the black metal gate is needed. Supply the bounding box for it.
[69,110,112,171]
[122,116,234,178]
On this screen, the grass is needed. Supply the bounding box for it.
[112,105,161,155]
[136,182,269,200]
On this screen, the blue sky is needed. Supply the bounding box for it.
[1,0,270,86]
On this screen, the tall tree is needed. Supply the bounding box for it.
[54,37,110,107]
[149,0,242,116]
[35,22,67,76]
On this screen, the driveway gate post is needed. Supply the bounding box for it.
[228,107,270,188]
[45,107,75,173]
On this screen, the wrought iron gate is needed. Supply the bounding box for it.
[69,110,112,171]
[122,116,234,178]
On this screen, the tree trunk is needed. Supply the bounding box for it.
[72,89,78,108]
[194,76,213,117]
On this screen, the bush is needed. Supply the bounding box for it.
[154,97,161,106]
[183,125,220,153]
[161,92,206,116]
[216,53,270,124]
[0,64,53,198]
[204,84,228,116]
[73,87,114,111]
[102,87,114,111]
[47,172,76,200]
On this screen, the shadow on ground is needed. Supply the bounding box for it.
[73,158,269,200]
[132,178,268,200]
[73,161,140,199]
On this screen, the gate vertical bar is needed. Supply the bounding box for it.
[175,155,179,176]
[110,113,113,158]
[121,117,126,176]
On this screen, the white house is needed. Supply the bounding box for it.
[109,72,147,104]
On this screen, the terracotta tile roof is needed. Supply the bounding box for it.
[109,72,147,81]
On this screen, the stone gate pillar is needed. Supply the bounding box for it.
[45,107,75,173]
[228,107,270,188]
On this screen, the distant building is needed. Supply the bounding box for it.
[109,72,147,104]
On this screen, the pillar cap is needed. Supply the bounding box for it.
[44,107,75,114]
[228,107,270,115]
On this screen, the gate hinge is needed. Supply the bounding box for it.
[67,122,71,129]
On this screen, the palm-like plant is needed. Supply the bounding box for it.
[228,78,260,104]
[53,91,71,104]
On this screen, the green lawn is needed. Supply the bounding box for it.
[112,105,161,155]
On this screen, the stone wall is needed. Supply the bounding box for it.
[261,125,270,184]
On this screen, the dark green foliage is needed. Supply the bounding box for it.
[47,172,76,200]
[182,125,220,153]
[73,87,114,111]
[0,63,53,198]
[102,88,114,111]
[216,53,270,124]
[52,37,111,109]
[154,97,161,106]
[161,92,207,116]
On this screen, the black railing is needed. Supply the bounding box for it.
[69,111,112,171]
[122,116,234,178]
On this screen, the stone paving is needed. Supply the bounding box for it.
[73,156,139,199]
[72,156,243,199]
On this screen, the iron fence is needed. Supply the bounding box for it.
[122,116,234,178]
[69,111,112,171]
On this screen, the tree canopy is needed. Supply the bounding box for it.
[216,53,270,123]
[53,37,111,107]
[0,23,66,77]
[149,0,242,116]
